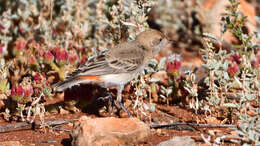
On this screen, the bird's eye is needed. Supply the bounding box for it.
[159,38,162,42]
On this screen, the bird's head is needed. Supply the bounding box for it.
[136,29,172,55]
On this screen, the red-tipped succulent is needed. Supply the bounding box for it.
[228,52,241,64]
[16,38,27,50]
[53,47,68,65]
[53,46,61,53]
[166,54,182,74]
[69,51,79,64]
[80,57,87,65]
[11,85,24,101]
[227,63,239,77]
[28,55,38,66]
[13,38,27,56]
[33,72,42,84]
[44,51,54,64]
[35,49,44,63]
[23,84,33,98]
[33,87,41,97]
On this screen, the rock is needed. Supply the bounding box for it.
[157,136,196,146]
[71,116,151,146]
[0,141,23,146]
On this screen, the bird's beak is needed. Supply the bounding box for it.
[168,40,176,45]
[167,40,177,48]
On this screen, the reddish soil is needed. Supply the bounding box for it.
[0,103,237,146]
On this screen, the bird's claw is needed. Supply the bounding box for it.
[117,101,133,118]
[98,91,133,117]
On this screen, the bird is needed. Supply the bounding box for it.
[52,29,172,116]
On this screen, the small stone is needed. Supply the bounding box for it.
[71,116,151,146]
[157,136,196,146]
[0,141,23,146]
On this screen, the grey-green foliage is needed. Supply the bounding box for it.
[0,0,156,55]
[199,0,260,144]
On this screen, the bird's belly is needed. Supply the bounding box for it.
[99,73,134,88]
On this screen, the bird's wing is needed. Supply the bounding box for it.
[66,42,145,79]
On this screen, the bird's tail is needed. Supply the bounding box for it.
[51,76,100,92]
[51,77,85,92]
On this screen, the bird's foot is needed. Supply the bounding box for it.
[115,100,133,118]
[97,92,114,114]
[97,91,133,118]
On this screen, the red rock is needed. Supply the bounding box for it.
[71,116,151,146]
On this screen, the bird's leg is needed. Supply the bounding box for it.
[96,89,114,114]
[116,85,133,117]
[105,90,114,114]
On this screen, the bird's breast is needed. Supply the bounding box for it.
[99,73,136,88]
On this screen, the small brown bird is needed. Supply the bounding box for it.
[52,29,171,116]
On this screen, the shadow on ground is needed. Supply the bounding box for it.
[46,84,117,116]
